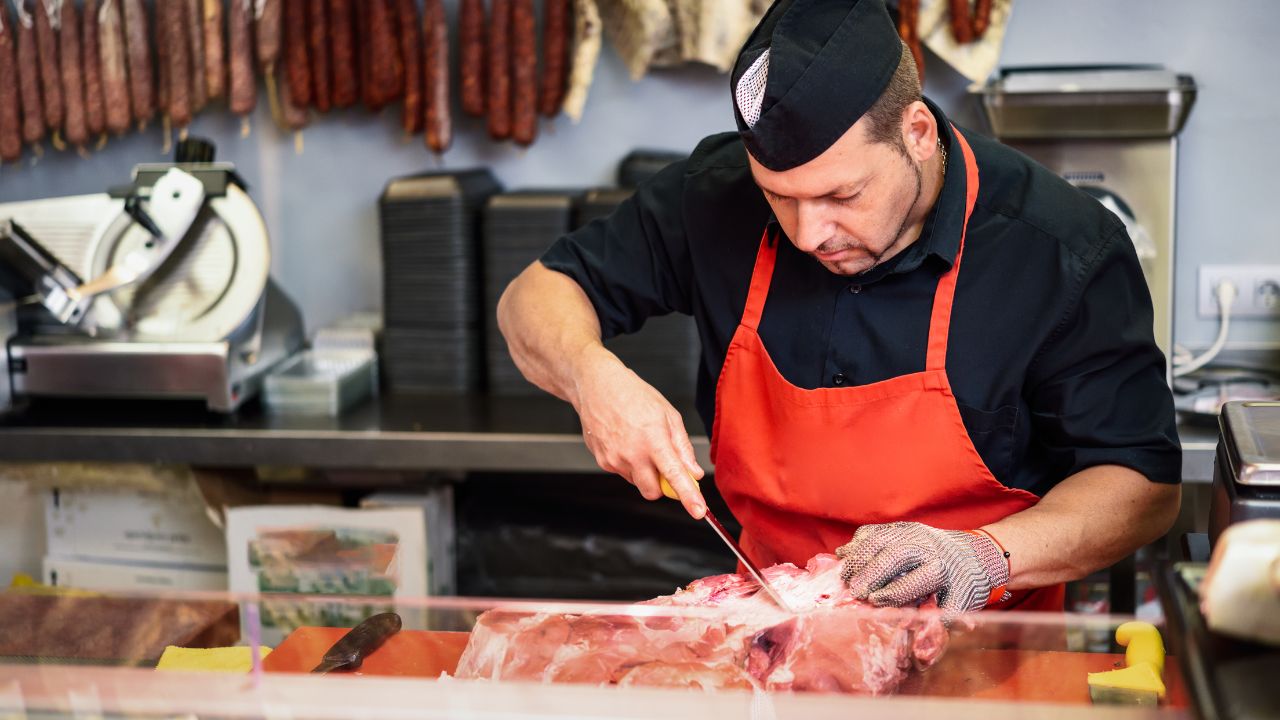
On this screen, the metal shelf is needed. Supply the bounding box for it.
[0,393,1213,480]
[0,394,709,472]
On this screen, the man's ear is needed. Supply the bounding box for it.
[901,101,939,163]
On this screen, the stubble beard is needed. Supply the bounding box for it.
[823,155,924,276]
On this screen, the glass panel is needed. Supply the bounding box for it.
[0,588,1190,719]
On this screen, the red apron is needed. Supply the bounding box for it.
[711,127,1064,611]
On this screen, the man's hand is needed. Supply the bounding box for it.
[497,263,706,519]
[572,345,707,519]
[836,522,1010,613]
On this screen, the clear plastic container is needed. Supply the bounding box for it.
[262,349,377,416]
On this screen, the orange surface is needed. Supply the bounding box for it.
[261,627,471,677]
[264,628,1190,708]
[899,649,1191,707]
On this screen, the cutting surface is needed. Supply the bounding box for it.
[262,627,471,677]
[899,648,1190,706]
[264,627,1190,707]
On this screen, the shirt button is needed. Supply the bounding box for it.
[832,373,846,386]
[849,284,862,294]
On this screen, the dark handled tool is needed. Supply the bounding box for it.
[310,612,403,674]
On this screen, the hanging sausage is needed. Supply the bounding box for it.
[34,0,63,149]
[184,0,206,113]
[156,0,192,147]
[363,0,403,111]
[283,0,310,108]
[947,0,992,44]
[308,0,330,111]
[98,0,131,137]
[510,0,536,146]
[256,0,283,122]
[0,0,22,163]
[255,0,281,71]
[395,0,421,134]
[16,2,46,152]
[423,0,450,152]
[486,0,512,139]
[327,0,357,108]
[81,0,105,145]
[121,0,152,128]
[538,0,569,118]
[458,0,484,117]
[203,0,225,100]
[228,0,256,134]
[58,0,90,152]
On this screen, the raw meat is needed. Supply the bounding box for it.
[455,553,948,695]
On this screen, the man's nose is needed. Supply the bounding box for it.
[791,200,831,253]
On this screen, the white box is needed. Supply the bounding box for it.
[43,555,228,592]
[360,487,456,596]
[44,486,228,568]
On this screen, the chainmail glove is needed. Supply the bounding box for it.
[835,521,1011,614]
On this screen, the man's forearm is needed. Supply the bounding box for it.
[981,465,1181,590]
[497,261,616,406]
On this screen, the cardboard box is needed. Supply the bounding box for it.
[360,486,456,597]
[45,486,228,568]
[43,555,228,592]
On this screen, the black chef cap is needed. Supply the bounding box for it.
[732,0,901,171]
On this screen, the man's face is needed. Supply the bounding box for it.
[748,116,926,277]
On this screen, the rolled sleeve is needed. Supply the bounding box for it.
[1026,228,1182,486]
[539,161,694,339]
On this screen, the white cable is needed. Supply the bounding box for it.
[1172,280,1237,378]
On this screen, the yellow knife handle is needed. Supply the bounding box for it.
[1115,621,1165,674]
[659,477,696,501]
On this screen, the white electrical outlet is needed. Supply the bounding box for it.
[1198,265,1280,319]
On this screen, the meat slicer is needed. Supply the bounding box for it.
[0,139,304,412]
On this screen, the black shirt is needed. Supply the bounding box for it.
[541,100,1182,496]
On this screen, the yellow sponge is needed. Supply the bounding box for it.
[1087,621,1166,706]
[156,646,274,673]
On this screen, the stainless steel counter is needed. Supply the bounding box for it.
[0,394,710,472]
[0,394,1214,481]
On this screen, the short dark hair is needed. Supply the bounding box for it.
[863,42,922,151]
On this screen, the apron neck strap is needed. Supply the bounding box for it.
[741,228,778,331]
[924,125,980,372]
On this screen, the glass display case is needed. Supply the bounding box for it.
[0,586,1192,720]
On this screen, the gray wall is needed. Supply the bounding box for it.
[1,0,1276,350]
[994,0,1280,350]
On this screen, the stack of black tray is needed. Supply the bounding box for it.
[617,149,686,188]
[379,170,501,393]
[482,191,579,394]
[575,187,634,228]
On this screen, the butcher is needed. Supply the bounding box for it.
[497,0,1181,613]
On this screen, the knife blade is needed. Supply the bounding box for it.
[310,612,402,674]
[660,477,795,613]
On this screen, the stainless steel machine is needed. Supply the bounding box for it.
[976,66,1198,366]
[0,139,304,412]
[1210,400,1280,544]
